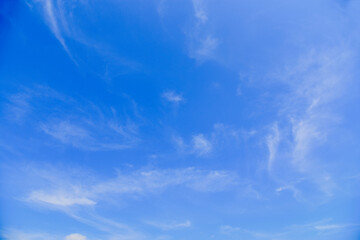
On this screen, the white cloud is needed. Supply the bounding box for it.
[31,0,140,71]
[6,86,140,151]
[2,231,90,240]
[191,36,218,62]
[162,91,184,103]
[5,92,32,121]
[314,224,343,231]
[15,165,237,239]
[92,168,237,195]
[192,134,212,155]
[35,0,74,61]
[275,184,303,202]
[5,85,71,122]
[192,0,208,23]
[220,225,241,233]
[65,233,87,240]
[220,220,360,239]
[220,225,286,239]
[41,119,134,151]
[24,166,238,209]
[187,0,219,62]
[146,220,191,230]
[2,229,59,240]
[29,190,96,206]
[287,219,360,235]
[264,47,354,199]
[266,123,280,172]
[41,121,89,144]
[173,124,247,157]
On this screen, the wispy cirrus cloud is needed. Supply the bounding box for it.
[5,164,238,238]
[4,85,73,122]
[41,121,89,145]
[31,0,75,62]
[20,164,239,209]
[220,219,360,239]
[4,86,140,151]
[146,220,191,230]
[29,190,96,207]
[262,47,355,201]
[40,119,134,151]
[28,0,141,76]
[91,167,238,196]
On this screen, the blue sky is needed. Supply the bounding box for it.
[1,0,360,239]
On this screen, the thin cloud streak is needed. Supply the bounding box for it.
[35,0,76,63]
[146,220,191,230]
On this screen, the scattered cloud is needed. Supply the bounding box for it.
[162,91,184,103]
[65,233,87,240]
[190,35,218,62]
[192,134,212,156]
[173,133,213,156]
[172,124,250,157]
[192,0,207,23]
[185,0,219,63]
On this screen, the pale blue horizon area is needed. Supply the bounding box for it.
[1,0,360,240]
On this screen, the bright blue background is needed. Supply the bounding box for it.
[1,0,360,239]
